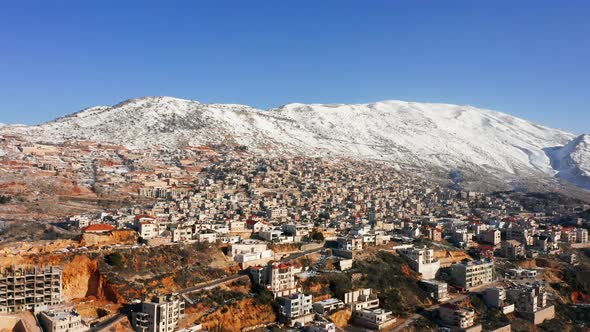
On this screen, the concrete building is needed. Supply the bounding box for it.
[420,280,449,302]
[352,308,396,330]
[228,240,273,267]
[344,288,379,311]
[0,266,62,314]
[313,298,345,314]
[138,221,158,239]
[307,320,336,332]
[501,240,525,259]
[506,282,554,325]
[277,293,314,326]
[480,229,501,246]
[132,293,185,332]
[344,289,397,330]
[336,237,363,251]
[438,303,480,331]
[249,262,302,298]
[506,225,533,246]
[452,229,474,248]
[38,308,86,332]
[400,247,440,280]
[483,287,515,314]
[505,268,537,280]
[451,259,494,290]
[576,228,588,243]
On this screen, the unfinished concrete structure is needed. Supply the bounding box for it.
[0,266,62,314]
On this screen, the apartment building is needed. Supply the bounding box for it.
[336,237,363,251]
[452,229,474,248]
[506,283,547,314]
[249,262,302,298]
[132,293,185,332]
[0,266,62,314]
[38,308,86,332]
[506,282,554,325]
[480,229,501,246]
[576,228,588,243]
[483,287,515,314]
[277,293,314,326]
[501,240,525,259]
[451,259,494,290]
[420,280,449,302]
[506,225,533,246]
[400,247,440,280]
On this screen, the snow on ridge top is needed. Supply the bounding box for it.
[550,134,590,189]
[2,95,587,190]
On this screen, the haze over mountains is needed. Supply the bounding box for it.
[1,96,589,191]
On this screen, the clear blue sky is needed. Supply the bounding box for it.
[1,1,589,133]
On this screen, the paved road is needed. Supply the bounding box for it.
[179,274,249,295]
[91,245,324,330]
[278,246,325,262]
[91,313,126,331]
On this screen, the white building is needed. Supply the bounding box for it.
[38,308,86,332]
[277,293,314,326]
[400,247,440,280]
[352,308,396,330]
[484,287,515,315]
[576,228,588,243]
[229,240,274,267]
[344,289,396,330]
[438,303,479,330]
[451,259,494,290]
[313,298,345,314]
[250,262,302,298]
[132,293,185,332]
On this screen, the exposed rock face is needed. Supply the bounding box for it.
[61,255,121,302]
[329,309,352,328]
[198,298,276,332]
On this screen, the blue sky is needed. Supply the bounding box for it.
[1,1,589,133]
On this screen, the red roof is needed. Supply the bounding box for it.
[83,224,115,232]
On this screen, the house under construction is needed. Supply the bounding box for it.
[0,266,62,313]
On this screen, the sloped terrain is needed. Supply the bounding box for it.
[2,96,588,190]
[546,134,590,189]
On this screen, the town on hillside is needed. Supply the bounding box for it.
[0,138,589,332]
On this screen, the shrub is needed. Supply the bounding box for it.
[0,195,11,204]
[105,252,124,268]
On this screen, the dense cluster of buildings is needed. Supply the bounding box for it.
[1,140,588,331]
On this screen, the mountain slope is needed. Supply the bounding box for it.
[1,96,585,189]
[546,134,590,190]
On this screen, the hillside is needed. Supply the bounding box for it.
[547,134,590,190]
[2,96,588,190]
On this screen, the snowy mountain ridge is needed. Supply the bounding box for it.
[1,96,588,190]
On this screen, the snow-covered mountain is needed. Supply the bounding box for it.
[2,96,588,190]
[546,134,590,190]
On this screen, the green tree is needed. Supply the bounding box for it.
[310,230,325,242]
[105,252,124,268]
[0,195,11,204]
